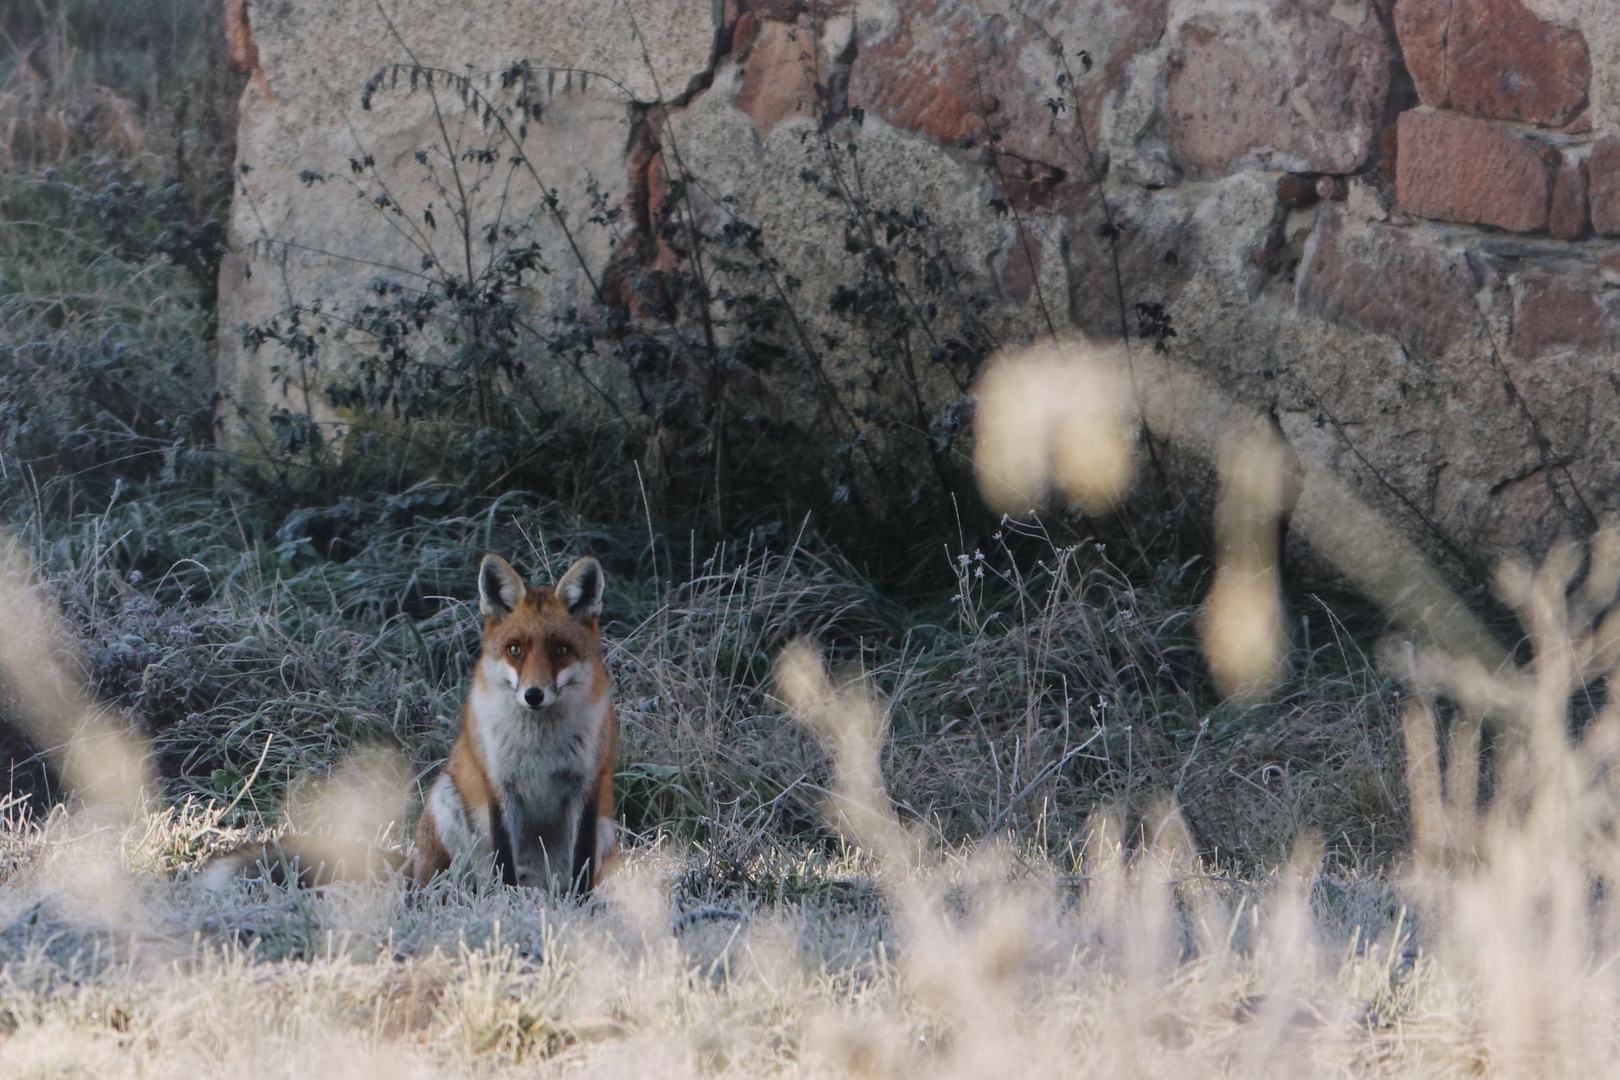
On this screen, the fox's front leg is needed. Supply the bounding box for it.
[570,798,598,893]
[489,800,518,887]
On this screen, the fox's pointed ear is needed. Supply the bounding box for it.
[555,556,604,622]
[478,554,525,619]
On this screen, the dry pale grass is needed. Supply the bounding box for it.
[0,805,1409,1080]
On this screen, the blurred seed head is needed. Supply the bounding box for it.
[1200,566,1284,701]
[1494,558,1536,613]
[806,1014,907,1080]
[0,535,155,925]
[0,531,150,815]
[1211,421,1301,554]
[775,640,906,871]
[286,744,410,840]
[972,896,1036,986]
[280,744,412,883]
[973,341,1137,516]
[1579,516,1620,613]
[1199,424,1297,701]
[775,639,834,720]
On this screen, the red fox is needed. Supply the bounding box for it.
[410,553,619,891]
[198,553,618,893]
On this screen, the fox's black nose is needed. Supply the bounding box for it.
[524,687,544,709]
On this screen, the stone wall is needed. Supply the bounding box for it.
[219,0,1620,562]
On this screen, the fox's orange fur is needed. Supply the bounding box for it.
[410,554,618,892]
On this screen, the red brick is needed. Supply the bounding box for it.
[1592,136,1620,236]
[1448,0,1589,127]
[1165,15,1388,175]
[1395,0,1589,128]
[1394,0,1449,108]
[850,0,1168,174]
[854,1,1386,185]
[1549,154,1590,240]
[1395,109,1557,232]
[1166,27,1274,173]
[1295,206,1480,358]
[1513,277,1601,358]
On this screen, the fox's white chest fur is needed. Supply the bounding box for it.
[470,660,606,887]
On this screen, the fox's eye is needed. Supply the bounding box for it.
[507,643,522,658]
[553,642,569,659]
